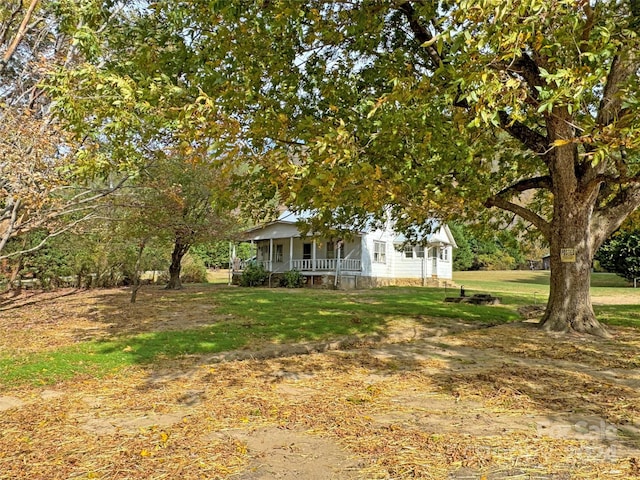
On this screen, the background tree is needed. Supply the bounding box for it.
[45,1,250,291]
[596,229,640,283]
[139,152,242,290]
[191,241,254,269]
[450,224,525,271]
[1,1,131,261]
[141,0,640,337]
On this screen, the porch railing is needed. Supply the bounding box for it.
[234,258,361,273]
[291,258,361,272]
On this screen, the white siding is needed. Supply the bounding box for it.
[360,225,455,281]
[393,245,429,279]
[362,227,396,278]
[436,245,453,279]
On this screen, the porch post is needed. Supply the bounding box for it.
[334,241,342,287]
[312,239,317,271]
[269,238,273,271]
[432,245,438,278]
[289,237,294,270]
[228,242,233,285]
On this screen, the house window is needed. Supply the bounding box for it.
[326,241,335,259]
[373,241,386,264]
[258,245,269,260]
[416,246,425,258]
[275,244,283,262]
[403,245,414,258]
[439,247,449,261]
[303,243,312,260]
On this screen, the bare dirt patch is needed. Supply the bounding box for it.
[1,286,639,479]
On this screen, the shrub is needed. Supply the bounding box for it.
[596,229,640,282]
[240,262,269,287]
[475,253,518,271]
[180,254,208,283]
[280,269,305,288]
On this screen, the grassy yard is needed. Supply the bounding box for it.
[1,275,639,479]
[0,286,519,387]
[454,270,640,326]
[454,270,631,297]
[1,271,638,387]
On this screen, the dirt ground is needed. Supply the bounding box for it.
[1,286,639,479]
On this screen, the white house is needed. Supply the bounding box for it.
[233,211,457,288]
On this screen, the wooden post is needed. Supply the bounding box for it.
[312,239,316,271]
[289,237,294,270]
[269,238,274,271]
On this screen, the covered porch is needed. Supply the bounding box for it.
[232,236,363,276]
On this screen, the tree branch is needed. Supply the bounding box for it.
[495,52,544,99]
[591,182,640,251]
[0,211,99,261]
[397,1,443,69]
[581,3,595,46]
[0,0,40,73]
[597,52,639,127]
[497,111,550,157]
[0,198,21,253]
[0,175,130,258]
[494,176,553,196]
[484,195,551,239]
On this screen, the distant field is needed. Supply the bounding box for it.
[206,268,232,284]
[453,270,639,308]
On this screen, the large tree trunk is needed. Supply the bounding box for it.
[539,140,611,338]
[165,239,190,290]
[540,226,611,338]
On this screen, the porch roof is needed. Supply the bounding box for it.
[240,210,367,241]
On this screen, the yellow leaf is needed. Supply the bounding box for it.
[552,138,572,147]
[421,35,439,48]
[140,449,151,457]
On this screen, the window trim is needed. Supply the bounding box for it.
[373,241,387,264]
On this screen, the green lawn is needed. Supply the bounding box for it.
[454,270,633,298]
[454,270,639,327]
[96,287,521,364]
[1,271,638,387]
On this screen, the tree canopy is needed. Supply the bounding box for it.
[41,1,640,336]
[0,0,137,259]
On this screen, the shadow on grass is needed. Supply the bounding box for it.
[92,287,520,365]
[0,285,521,385]
[503,273,551,286]
[0,287,81,311]
[595,304,640,328]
